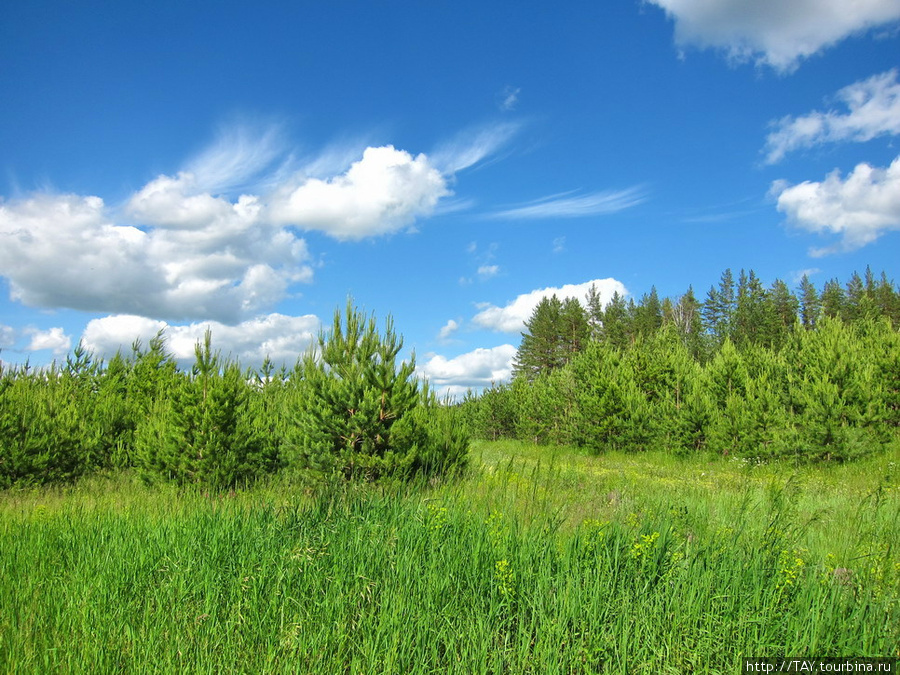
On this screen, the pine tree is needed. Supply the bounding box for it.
[765,279,798,349]
[821,279,846,319]
[844,272,869,322]
[702,268,735,345]
[288,300,465,480]
[513,295,565,380]
[733,269,768,348]
[585,283,605,341]
[633,286,663,338]
[559,297,590,365]
[601,291,631,350]
[874,272,900,327]
[671,286,705,360]
[133,330,265,487]
[798,274,820,330]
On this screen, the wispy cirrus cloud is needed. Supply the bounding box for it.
[764,69,900,163]
[498,86,521,112]
[489,186,647,220]
[429,121,522,175]
[1,120,519,326]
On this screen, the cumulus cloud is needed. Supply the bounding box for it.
[82,312,320,367]
[490,187,646,220]
[472,278,628,333]
[773,156,900,256]
[267,146,451,240]
[418,344,518,398]
[437,319,461,342]
[765,70,900,163]
[25,327,71,356]
[0,189,311,323]
[648,0,900,71]
[1,122,514,323]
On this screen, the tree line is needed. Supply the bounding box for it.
[463,268,900,462]
[0,302,468,488]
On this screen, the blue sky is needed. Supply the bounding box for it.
[1,0,899,395]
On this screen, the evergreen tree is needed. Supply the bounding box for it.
[821,279,846,319]
[559,297,590,365]
[585,283,605,341]
[288,300,466,480]
[733,269,769,348]
[514,295,588,379]
[601,291,631,350]
[798,274,821,330]
[671,286,705,360]
[844,272,870,322]
[633,286,663,338]
[133,330,266,487]
[702,269,736,345]
[513,295,564,380]
[765,279,799,349]
[874,272,900,327]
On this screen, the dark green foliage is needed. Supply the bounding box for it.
[598,290,632,350]
[821,279,846,320]
[513,295,589,381]
[632,286,663,338]
[133,331,268,487]
[287,301,467,481]
[1,302,470,487]
[469,268,899,464]
[798,274,821,330]
[0,364,95,486]
[467,383,517,441]
[702,268,736,345]
[669,286,705,361]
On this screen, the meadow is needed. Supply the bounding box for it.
[1,440,898,674]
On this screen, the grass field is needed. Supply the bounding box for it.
[1,441,898,673]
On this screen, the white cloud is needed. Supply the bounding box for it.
[25,327,71,356]
[429,122,521,175]
[765,70,900,163]
[418,344,518,398]
[268,146,450,240]
[0,324,15,348]
[791,268,822,284]
[773,156,900,256]
[490,187,646,220]
[552,236,566,253]
[498,86,521,112]
[82,312,320,367]
[437,319,460,342]
[472,278,628,333]
[477,265,500,280]
[1,124,514,325]
[185,122,289,194]
[648,0,900,71]
[0,190,312,323]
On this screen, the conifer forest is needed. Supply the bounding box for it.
[1,269,898,672]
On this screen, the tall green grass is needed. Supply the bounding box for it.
[1,442,898,673]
